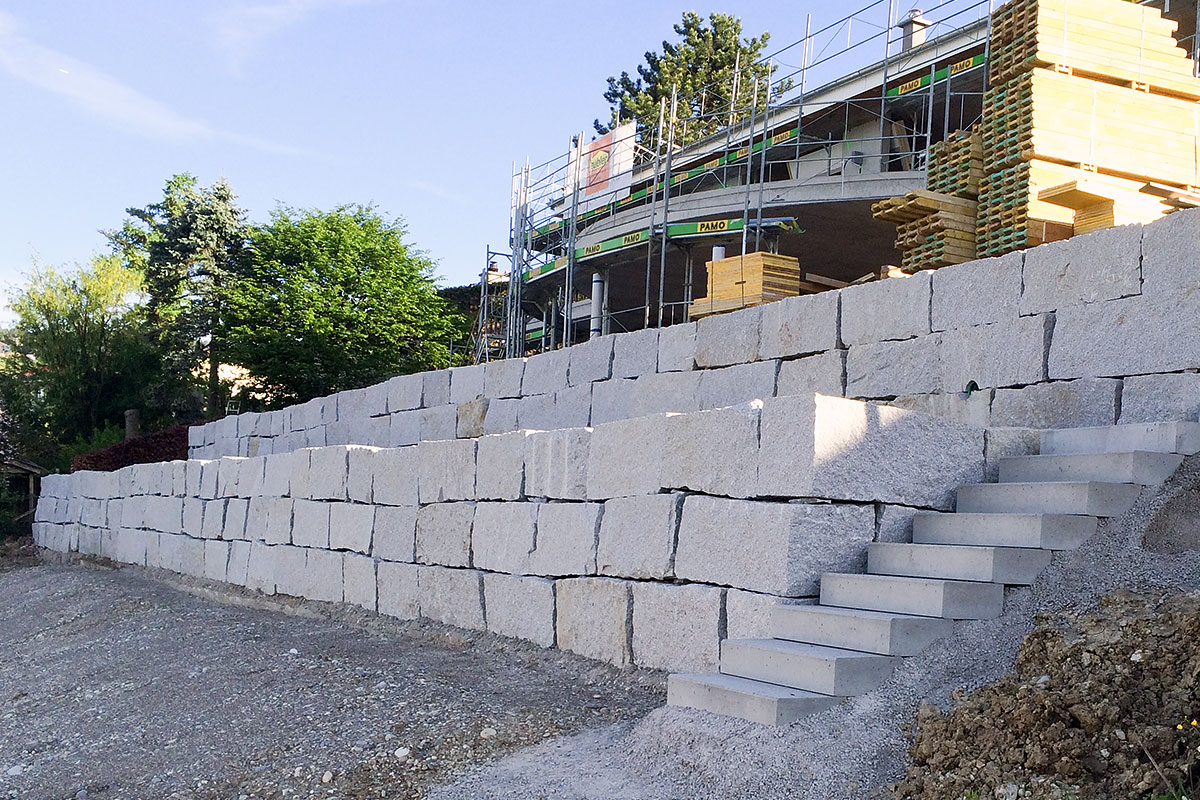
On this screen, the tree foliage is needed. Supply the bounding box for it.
[595,12,787,147]
[224,205,464,406]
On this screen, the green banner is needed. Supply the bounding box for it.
[887,53,986,97]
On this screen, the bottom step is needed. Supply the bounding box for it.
[667,673,839,726]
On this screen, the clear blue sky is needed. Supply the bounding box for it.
[0,0,928,322]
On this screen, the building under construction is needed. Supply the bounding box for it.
[477,0,1200,362]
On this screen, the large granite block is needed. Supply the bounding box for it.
[1050,294,1200,379]
[377,561,420,619]
[415,502,475,567]
[628,370,702,417]
[417,566,485,631]
[223,498,250,540]
[346,446,378,503]
[611,328,658,378]
[456,397,490,439]
[204,540,230,582]
[422,370,451,408]
[373,446,419,506]
[1141,207,1200,298]
[113,528,148,567]
[758,393,984,509]
[361,382,389,418]
[475,431,531,501]
[695,305,762,367]
[530,502,601,577]
[418,406,458,442]
[374,505,417,562]
[483,358,526,399]
[586,415,670,500]
[144,496,183,534]
[1120,373,1200,423]
[524,428,590,500]
[776,350,845,398]
[932,252,1023,332]
[216,458,244,499]
[483,573,557,647]
[482,398,521,435]
[329,502,374,554]
[657,322,696,372]
[449,364,486,404]
[568,336,614,386]
[841,271,932,345]
[516,393,555,431]
[264,498,293,545]
[385,374,423,413]
[1020,224,1142,315]
[302,548,344,603]
[697,361,778,410]
[555,577,632,666]
[417,439,476,503]
[198,499,224,539]
[292,499,331,548]
[662,404,760,498]
[590,378,634,425]
[521,348,569,396]
[845,336,941,398]
[991,379,1120,429]
[307,446,349,500]
[632,582,723,672]
[470,502,538,574]
[939,315,1049,391]
[725,589,787,641]
[246,542,278,595]
[891,391,992,428]
[343,553,377,612]
[759,290,840,359]
[227,540,252,586]
[675,496,874,596]
[387,410,420,448]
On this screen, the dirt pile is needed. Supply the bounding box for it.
[893,590,1200,800]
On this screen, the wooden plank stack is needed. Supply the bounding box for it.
[689,252,808,319]
[872,190,979,271]
[926,129,984,199]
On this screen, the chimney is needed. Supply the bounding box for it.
[898,9,931,51]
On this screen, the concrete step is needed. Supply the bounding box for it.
[771,603,952,656]
[867,542,1051,585]
[998,451,1183,486]
[720,638,901,696]
[912,512,1097,550]
[667,672,839,726]
[955,481,1139,516]
[820,572,1005,619]
[1041,421,1200,457]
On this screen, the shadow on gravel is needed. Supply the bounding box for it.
[0,552,664,800]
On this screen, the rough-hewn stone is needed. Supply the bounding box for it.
[596,493,682,580]
[449,364,486,404]
[984,427,1041,483]
[590,378,635,425]
[611,328,658,378]
[1120,373,1200,423]
[698,361,778,410]
[475,431,530,501]
[374,504,417,562]
[628,371,702,418]
[376,561,419,619]
[291,499,330,548]
[418,405,458,442]
[991,378,1120,429]
[845,335,941,398]
[657,322,696,372]
[555,577,631,666]
[416,566,485,631]
[759,290,840,359]
[632,582,723,672]
[342,553,377,611]
[891,391,992,428]
[307,446,349,501]
[695,306,761,367]
[932,251,1023,331]
[521,348,569,396]
[416,439,475,504]
[470,501,538,574]
[422,370,451,408]
[482,398,521,435]
[1049,294,1200,379]
[776,350,845,398]
[524,428,590,500]
[329,502,374,553]
[841,271,931,345]
[1141,207,1200,298]
[940,315,1048,391]
[586,414,670,500]
[662,403,760,498]
[456,398,490,439]
[530,502,601,577]
[415,502,474,567]
[483,573,556,647]
[483,357,526,399]
[346,446,377,503]
[1020,224,1142,315]
[567,335,614,386]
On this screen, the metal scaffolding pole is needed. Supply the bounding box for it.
[755,60,774,252]
[740,76,760,261]
[879,0,897,172]
[563,131,584,348]
[657,86,678,329]
[644,98,666,329]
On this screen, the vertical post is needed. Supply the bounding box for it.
[879,0,897,172]
[755,61,774,251]
[589,271,605,340]
[602,272,611,336]
[740,76,760,260]
[563,132,585,348]
[657,86,678,329]
[682,247,694,323]
[645,97,666,329]
[983,0,996,93]
[1194,0,1199,78]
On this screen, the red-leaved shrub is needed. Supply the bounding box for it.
[70,425,192,473]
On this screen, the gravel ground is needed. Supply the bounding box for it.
[0,549,664,800]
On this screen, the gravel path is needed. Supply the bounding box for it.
[0,550,664,800]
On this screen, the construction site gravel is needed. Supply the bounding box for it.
[4,454,1200,800]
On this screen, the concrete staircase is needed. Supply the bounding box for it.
[667,420,1200,726]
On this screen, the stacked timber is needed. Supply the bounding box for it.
[689,252,804,319]
[926,129,984,199]
[872,190,978,271]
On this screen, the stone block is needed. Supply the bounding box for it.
[524,427,590,500]
[346,446,377,503]
[168,534,206,578]
[417,439,476,503]
[991,379,1120,429]
[271,545,307,596]
[941,315,1050,391]
[1020,224,1142,315]
[841,270,932,345]
[483,357,526,399]
[113,528,148,566]
[675,496,874,596]
[329,502,374,554]
[227,540,252,586]
[388,410,421,448]
[296,398,326,430]
[698,361,778,411]
[586,414,670,500]
[377,561,420,619]
[632,582,723,672]
[845,336,941,398]
[335,388,368,423]
[185,460,205,497]
[567,336,614,386]
[224,498,250,540]
[264,498,293,545]
[373,446,419,506]
[1141,207,1200,298]
[556,577,631,666]
[931,252,1023,332]
[188,425,205,449]
[343,553,377,611]
[216,458,244,498]
[303,548,344,603]
[456,398,490,439]
[518,391,559,431]
[259,449,300,498]
[361,382,390,418]
[628,370,701,417]
[246,542,278,595]
[875,504,919,544]
[292,499,330,548]
[521,348,569,396]
[611,328,658,378]
[419,405,458,442]
[596,494,682,580]
[204,540,230,582]
[891,390,992,428]
[984,427,1042,482]
[758,393,984,509]
[1120,373,1200,423]
[483,573,556,647]
[695,305,762,367]
[759,290,840,359]
[415,502,474,567]
[470,502,538,574]
[197,499,223,539]
[726,589,787,641]
[775,351,846,398]
[449,364,486,404]
[590,378,635,425]
[235,457,265,498]
[303,427,327,449]
[551,384,593,429]
[417,566,485,631]
[385,374,423,412]
[78,526,103,557]
[475,431,530,501]
[1049,294,1200,379]
[529,502,601,577]
[657,322,697,372]
[663,403,760,498]
[483,398,521,435]
[306,446,349,500]
[422,370,451,408]
[374,505,417,562]
[171,461,187,496]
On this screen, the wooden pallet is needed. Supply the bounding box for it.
[871,190,978,224]
[688,252,811,318]
[926,129,984,199]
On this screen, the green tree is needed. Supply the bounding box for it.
[595,12,786,147]
[224,205,464,406]
[107,174,248,415]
